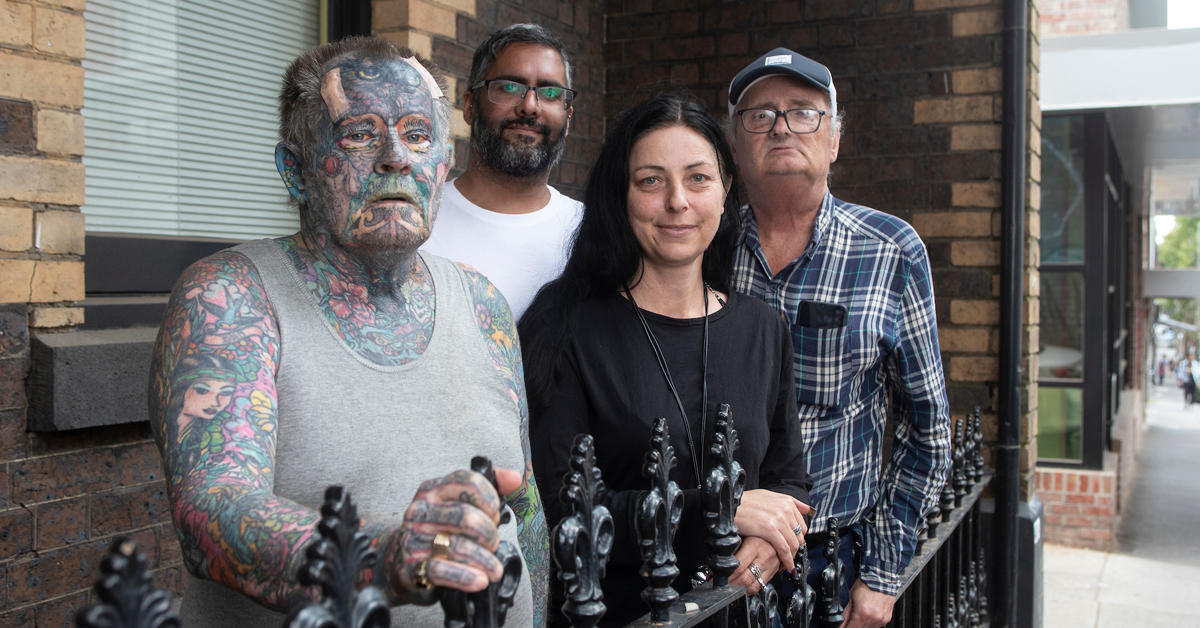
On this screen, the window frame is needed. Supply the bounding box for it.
[82,0,371,329]
[1038,111,1131,471]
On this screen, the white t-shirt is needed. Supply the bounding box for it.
[421,178,583,320]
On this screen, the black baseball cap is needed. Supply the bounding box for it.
[727,48,837,118]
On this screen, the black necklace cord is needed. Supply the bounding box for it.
[706,282,726,308]
[623,283,710,488]
[699,286,710,479]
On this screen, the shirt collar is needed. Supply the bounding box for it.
[740,189,835,266]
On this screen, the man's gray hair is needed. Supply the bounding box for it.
[278,36,453,175]
[467,24,573,91]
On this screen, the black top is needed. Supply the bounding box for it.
[530,290,812,627]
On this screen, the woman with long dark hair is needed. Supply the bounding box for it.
[521,91,812,626]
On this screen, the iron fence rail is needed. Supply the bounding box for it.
[73,408,990,628]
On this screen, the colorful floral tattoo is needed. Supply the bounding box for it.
[460,264,551,627]
[150,249,320,610]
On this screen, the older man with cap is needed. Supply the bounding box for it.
[725,48,952,628]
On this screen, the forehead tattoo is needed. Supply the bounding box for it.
[401,57,443,99]
[319,56,440,123]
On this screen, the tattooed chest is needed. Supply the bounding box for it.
[315,283,436,365]
[281,242,437,366]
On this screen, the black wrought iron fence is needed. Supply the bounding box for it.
[884,409,991,628]
[72,407,990,628]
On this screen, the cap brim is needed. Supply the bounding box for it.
[727,48,834,118]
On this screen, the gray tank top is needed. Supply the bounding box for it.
[179,239,534,628]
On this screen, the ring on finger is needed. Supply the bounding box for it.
[749,562,766,589]
[413,558,434,590]
[792,522,805,536]
[432,531,452,560]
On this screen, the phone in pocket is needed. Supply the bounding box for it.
[796,300,847,329]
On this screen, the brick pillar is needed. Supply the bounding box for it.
[372,0,605,200]
[1024,0,1043,501]
[906,0,1006,484]
[1,0,86,330]
[1,2,184,622]
[907,0,1042,501]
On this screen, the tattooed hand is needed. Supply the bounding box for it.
[387,467,523,601]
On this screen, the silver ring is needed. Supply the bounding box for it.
[793,522,805,536]
[749,562,765,589]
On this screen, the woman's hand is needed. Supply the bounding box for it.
[388,467,522,602]
[730,536,782,595]
[734,489,813,571]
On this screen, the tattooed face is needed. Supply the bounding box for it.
[304,56,451,255]
[182,379,235,421]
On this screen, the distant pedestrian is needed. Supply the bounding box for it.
[1157,358,1166,386]
[1182,362,1196,409]
[1191,357,1200,406]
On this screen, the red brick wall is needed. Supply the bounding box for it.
[1037,466,1118,550]
[1041,0,1129,37]
[604,0,1041,499]
[0,305,180,625]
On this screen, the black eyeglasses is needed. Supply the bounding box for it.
[736,108,826,134]
[472,79,577,111]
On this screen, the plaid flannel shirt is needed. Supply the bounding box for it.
[732,192,952,595]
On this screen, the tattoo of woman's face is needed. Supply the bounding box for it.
[306,56,451,255]
[182,379,235,422]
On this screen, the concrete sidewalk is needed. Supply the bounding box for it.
[1044,381,1200,627]
[1045,544,1200,627]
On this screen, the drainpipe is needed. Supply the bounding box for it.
[994,0,1028,626]
[988,0,1027,624]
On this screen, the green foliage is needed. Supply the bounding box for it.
[1156,298,1198,352]
[1157,298,1197,325]
[1159,217,1200,269]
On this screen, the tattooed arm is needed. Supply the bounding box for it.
[460,265,551,628]
[150,250,510,611]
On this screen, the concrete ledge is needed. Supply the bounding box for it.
[27,328,157,431]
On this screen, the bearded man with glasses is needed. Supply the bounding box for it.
[725,48,952,628]
[421,24,583,320]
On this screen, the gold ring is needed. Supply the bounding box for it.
[432,531,452,559]
[413,558,434,590]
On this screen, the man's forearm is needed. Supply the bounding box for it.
[172,482,322,611]
[509,482,550,628]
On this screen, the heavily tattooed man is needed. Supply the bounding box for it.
[149,37,548,627]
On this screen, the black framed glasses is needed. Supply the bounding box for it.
[736,108,826,134]
[472,79,576,110]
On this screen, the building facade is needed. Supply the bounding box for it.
[0,0,1044,623]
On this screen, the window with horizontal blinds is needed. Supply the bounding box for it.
[82,0,318,240]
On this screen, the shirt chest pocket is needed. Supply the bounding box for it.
[792,325,850,408]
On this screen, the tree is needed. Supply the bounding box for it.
[1158,217,1199,269]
